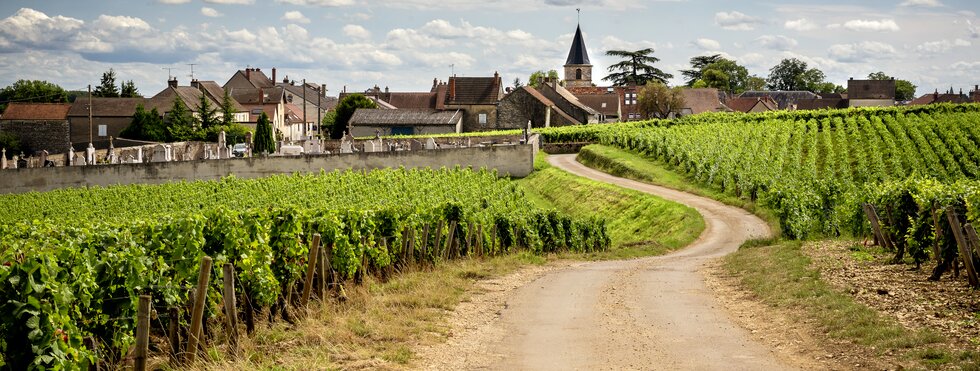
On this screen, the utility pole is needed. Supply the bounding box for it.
[302,78,307,138]
[88,84,93,145]
[317,86,322,138]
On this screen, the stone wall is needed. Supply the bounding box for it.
[0,141,536,194]
[0,120,71,155]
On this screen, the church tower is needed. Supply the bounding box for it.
[564,21,593,88]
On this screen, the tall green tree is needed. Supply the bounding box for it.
[332,94,378,139]
[867,71,917,101]
[696,58,750,94]
[0,80,68,113]
[197,94,219,130]
[253,112,275,154]
[220,89,237,126]
[680,54,723,87]
[93,68,120,98]
[528,70,560,88]
[603,48,673,86]
[637,82,685,119]
[165,96,197,141]
[120,104,167,142]
[746,75,767,91]
[120,80,141,98]
[766,58,827,91]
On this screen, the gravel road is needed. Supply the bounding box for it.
[418,154,796,370]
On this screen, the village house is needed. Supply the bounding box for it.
[724,95,778,113]
[496,86,582,129]
[224,68,293,138]
[348,109,462,136]
[738,91,820,110]
[909,87,974,105]
[846,78,895,107]
[146,78,247,123]
[678,88,731,116]
[278,77,337,135]
[0,102,72,154]
[67,97,143,146]
[442,73,505,132]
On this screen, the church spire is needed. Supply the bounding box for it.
[565,23,590,65]
[564,11,593,88]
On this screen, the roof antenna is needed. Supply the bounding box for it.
[187,63,197,80]
[162,67,174,80]
[450,63,455,76]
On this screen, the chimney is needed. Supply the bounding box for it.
[245,68,251,81]
[448,76,456,101]
[934,89,939,100]
[433,78,438,90]
[190,79,199,89]
[168,77,178,88]
[258,87,263,103]
[272,68,277,85]
[321,84,327,97]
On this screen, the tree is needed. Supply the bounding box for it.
[165,96,197,141]
[637,82,685,119]
[696,58,750,94]
[512,77,524,90]
[0,132,21,159]
[197,93,219,130]
[766,58,829,92]
[867,71,917,101]
[814,82,845,94]
[93,68,120,98]
[528,70,560,88]
[120,80,141,98]
[0,80,68,113]
[120,104,167,142]
[253,112,275,154]
[220,89,237,126]
[331,94,377,139]
[680,54,723,87]
[603,48,673,86]
[746,75,767,91]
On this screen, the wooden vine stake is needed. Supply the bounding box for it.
[134,295,151,371]
[445,221,458,260]
[863,204,894,250]
[167,307,180,360]
[185,256,213,364]
[964,224,980,266]
[930,205,943,260]
[476,224,484,257]
[945,209,979,288]
[302,234,321,306]
[222,263,240,351]
[490,224,497,256]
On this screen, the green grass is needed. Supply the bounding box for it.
[517,152,705,259]
[723,240,980,369]
[576,144,781,234]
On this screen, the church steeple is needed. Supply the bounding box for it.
[564,10,593,88]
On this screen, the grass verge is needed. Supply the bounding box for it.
[723,240,979,369]
[576,144,780,234]
[517,152,705,260]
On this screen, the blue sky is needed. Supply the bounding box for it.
[0,0,977,97]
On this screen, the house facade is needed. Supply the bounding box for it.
[0,102,72,154]
[442,73,504,132]
[497,86,581,129]
[67,97,142,146]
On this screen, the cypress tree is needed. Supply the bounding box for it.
[253,112,275,154]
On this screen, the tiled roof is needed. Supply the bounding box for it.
[230,87,285,105]
[1,103,71,120]
[573,93,619,116]
[447,76,502,105]
[146,86,223,113]
[350,109,462,126]
[680,88,730,115]
[67,98,144,117]
[520,86,555,107]
[909,93,971,105]
[847,79,895,100]
[385,92,438,109]
[565,25,591,65]
[724,97,777,113]
[197,81,245,112]
[739,91,819,110]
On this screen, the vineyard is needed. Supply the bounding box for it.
[542,103,980,283]
[0,168,610,369]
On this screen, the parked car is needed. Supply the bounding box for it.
[232,143,248,157]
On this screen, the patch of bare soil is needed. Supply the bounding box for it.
[702,261,875,371]
[804,240,980,352]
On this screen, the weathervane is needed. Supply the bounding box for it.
[577,8,580,24]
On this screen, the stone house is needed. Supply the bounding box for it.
[348,108,462,136]
[536,80,600,124]
[847,79,895,107]
[0,102,72,154]
[496,86,582,129]
[678,88,731,116]
[67,97,143,146]
[442,73,504,132]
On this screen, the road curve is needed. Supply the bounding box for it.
[490,154,783,370]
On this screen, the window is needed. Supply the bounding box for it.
[392,127,414,136]
[251,108,263,114]
[479,113,487,125]
[98,125,107,137]
[575,68,582,80]
[601,102,607,108]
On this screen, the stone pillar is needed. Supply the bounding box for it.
[136,147,143,163]
[67,146,74,166]
[1,148,6,169]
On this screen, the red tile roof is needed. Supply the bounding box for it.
[681,88,730,115]
[446,76,502,105]
[1,102,71,120]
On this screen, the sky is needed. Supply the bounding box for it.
[0,0,977,98]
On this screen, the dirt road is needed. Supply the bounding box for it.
[418,154,792,370]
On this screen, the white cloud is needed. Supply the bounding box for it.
[784,18,817,31]
[714,11,764,31]
[828,41,897,62]
[281,11,310,24]
[915,38,971,53]
[409,51,475,68]
[900,0,943,7]
[201,7,222,17]
[968,20,979,39]
[384,28,453,50]
[343,24,371,40]
[692,38,720,50]
[203,0,255,4]
[838,19,901,32]
[755,35,798,51]
[601,35,660,51]
[157,0,191,3]
[277,0,356,5]
[0,8,85,50]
